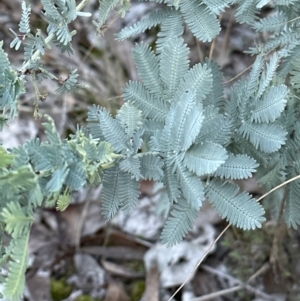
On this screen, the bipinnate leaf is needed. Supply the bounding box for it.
[119,157,142,181]
[118,171,140,214]
[179,0,221,42]
[97,0,120,29]
[101,165,120,220]
[18,1,31,36]
[133,43,163,95]
[46,166,69,192]
[214,154,259,180]
[163,164,181,203]
[99,109,128,153]
[239,122,287,153]
[204,59,225,108]
[87,105,105,140]
[115,8,172,41]
[196,105,222,142]
[176,162,205,209]
[168,91,204,152]
[206,179,266,230]
[65,161,87,190]
[174,63,213,103]
[140,154,164,181]
[257,159,285,190]
[1,202,33,238]
[123,81,168,122]
[247,55,264,96]
[285,180,300,229]
[156,10,184,53]
[256,53,280,98]
[0,166,36,190]
[116,102,143,137]
[184,142,228,176]
[4,234,29,301]
[160,202,198,247]
[251,85,288,123]
[202,0,231,14]
[97,141,115,164]
[101,166,140,218]
[159,37,189,99]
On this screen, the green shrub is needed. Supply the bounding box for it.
[1,0,300,300]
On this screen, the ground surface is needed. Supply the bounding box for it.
[0,1,300,300]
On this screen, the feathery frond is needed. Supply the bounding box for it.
[175,162,205,209]
[285,180,300,229]
[251,85,288,123]
[46,166,69,192]
[256,53,280,98]
[168,91,204,152]
[140,154,164,181]
[179,0,221,42]
[97,0,120,30]
[133,43,163,95]
[204,59,225,108]
[160,202,198,246]
[124,81,168,121]
[101,165,121,219]
[202,0,232,15]
[118,171,140,214]
[19,1,31,34]
[174,63,213,103]
[116,8,172,40]
[239,122,287,153]
[119,157,142,181]
[1,202,33,239]
[214,154,259,180]
[159,37,189,99]
[184,142,228,176]
[99,108,128,153]
[206,179,266,229]
[116,102,143,137]
[156,10,184,52]
[4,234,29,301]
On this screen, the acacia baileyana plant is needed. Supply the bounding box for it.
[1,0,300,299]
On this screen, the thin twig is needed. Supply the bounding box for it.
[195,38,204,62]
[209,14,222,60]
[289,92,300,101]
[58,94,68,136]
[223,48,275,84]
[269,15,300,28]
[191,285,243,301]
[222,65,252,84]
[106,95,124,101]
[244,283,273,300]
[256,174,300,203]
[193,263,272,301]
[75,190,92,250]
[247,263,270,283]
[200,264,240,285]
[222,11,234,53]
[209,39,215,60]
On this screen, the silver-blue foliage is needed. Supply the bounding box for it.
[1,0,300,299]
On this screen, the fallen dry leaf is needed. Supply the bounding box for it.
[104,282,130,301]
[143,266,159,301]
